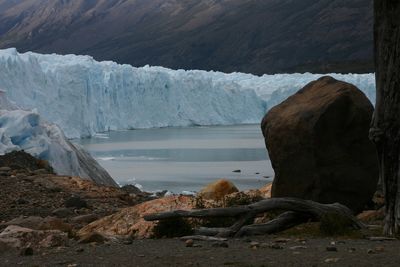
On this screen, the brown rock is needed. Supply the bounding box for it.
[77,195,194,239]
[1,216,72,235]
[259,183,272,198]
[78,232,107,244]
[0,225,68,249]
[225,190,263,206]
[198,179,239,201]
[52,208,74,218]
[71,214,99,225]
[185,239,194,247]
[1,216,44,230]
[261,76,379,212]
[357,209,385,222]
[38,217,73,235]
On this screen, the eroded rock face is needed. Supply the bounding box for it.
[261,76,378,212]
[77,196,194,239]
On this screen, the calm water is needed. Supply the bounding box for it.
[76,124,274,193]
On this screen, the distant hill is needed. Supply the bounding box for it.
[0,0,373,74]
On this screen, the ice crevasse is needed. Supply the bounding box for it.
[0,48,376,139]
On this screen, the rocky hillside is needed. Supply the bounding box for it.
[0,0,373,74]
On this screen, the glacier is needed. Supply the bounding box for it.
[0,90,117,187]
[0,48,376,139]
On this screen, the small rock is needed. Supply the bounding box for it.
[121,184,142,195]
[326,246,338,252]
[367,246,385,254]
[20,247,34,256]
[275,238,290,243]
[324,258,340,263]
[65,196,87,209]
[367,236,397,241]
[211,242,229,248]
[52,208,74,218]
[75,247,84,253]
[71,214,99,224]
[250,241,260,248]
[348,248,356,253]
[122,239,133,245]
[155,190,168,198]
[16,198,29,205]
[78,232,107,244]
[290,246,307,250]
[185,239,194,247]
[269,243,284,250]
[38,217,73,235]
[32,169,49,175]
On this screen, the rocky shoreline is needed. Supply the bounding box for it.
[0,77,397,266]
[0,151,398,267]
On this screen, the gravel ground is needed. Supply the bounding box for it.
[1,235,399,267]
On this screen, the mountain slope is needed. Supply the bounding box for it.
[0,0,373,74]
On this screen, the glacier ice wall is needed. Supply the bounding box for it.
[0,91,118,187]
[0,48,376,138]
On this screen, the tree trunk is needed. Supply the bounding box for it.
[371,0,400,236]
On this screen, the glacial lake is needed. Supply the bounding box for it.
[76,124,274,193]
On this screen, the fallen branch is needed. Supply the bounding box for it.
[144,197,364,237]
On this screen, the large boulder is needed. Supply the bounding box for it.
[77,195,194,239]
[261,76,378,212]
[0,225,68,250]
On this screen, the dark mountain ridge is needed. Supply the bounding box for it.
[0,0,373,74]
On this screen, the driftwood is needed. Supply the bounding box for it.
[144,197,364,237]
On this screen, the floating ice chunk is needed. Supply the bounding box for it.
[0,92,117,187]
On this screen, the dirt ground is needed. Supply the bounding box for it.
[1,152,398,267]
[1,235,400,267]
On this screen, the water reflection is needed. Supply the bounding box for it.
[76,124,274,193]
